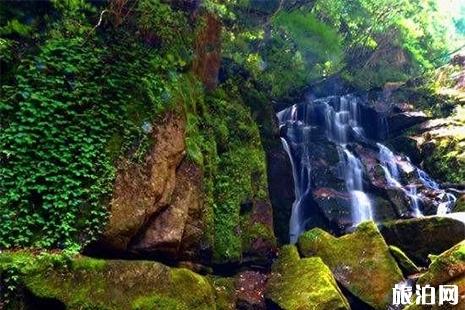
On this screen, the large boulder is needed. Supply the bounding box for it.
[130,161,210,261]
[265,245,350,310]
[378,216,465,266]
[0,252,216,309]
[298,221,404,309]
[98,113,187,254]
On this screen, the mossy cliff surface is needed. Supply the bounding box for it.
[298,221,404,309]
[265,245,350,310]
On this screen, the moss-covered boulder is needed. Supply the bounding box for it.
[265,245,350,310]
[0,252,216,309]
[298,221,404,309]
[379,216,465,265]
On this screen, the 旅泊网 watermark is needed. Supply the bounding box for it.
[392,283,459,306]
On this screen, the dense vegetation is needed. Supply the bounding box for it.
[0,0,464,258]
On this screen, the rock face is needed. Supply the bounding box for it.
[130,161,208,261]
[298,221,404,309]
[235,271,268,309]
[387,111,429,137]
[91,113,213,262]
[378,216,465,266]
[265,245,350,310]
[193,13,222,91]
[100,113,187,254]
[2,253,216,310]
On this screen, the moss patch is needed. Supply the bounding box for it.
[265,245,350,310]
[184,83,274,263]
[298,221,404,310]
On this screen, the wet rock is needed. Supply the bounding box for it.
[265,245,350,310]
[1,252,216,309]
[298,221,404,310]
[387,111,429,137]
[372,196,398,222]
[385,188,412,217]
[379,216,465,266]
[387,136,422,165]
[235,271,267,309]
[98,113,186,253]
[267,141,295,244]
[311,188,352,232]
[389,245,421,276]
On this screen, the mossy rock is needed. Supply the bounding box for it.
[298,221,404,310]
[1,252,216,309]
[207,276,236,310]
[379,216,465,266]
[402,241,465,309]
[453,195,465,213]
[265,245,350,310]
[418,240,465,287]
[389,245,421,276]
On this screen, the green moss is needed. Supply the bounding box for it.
[71,257,106,272]
[419,241,465,287]
[389,245,421,276]
[182,82,273,263]
[298,221,404,310]
[266,245,350,310]
[133,295,188,310]
[208,276,236,310]
[1,252,217,310]
[241,221,276,254]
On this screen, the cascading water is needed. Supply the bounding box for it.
[377,142,424,216]
[279,94,457,242]
[280,95,374,243]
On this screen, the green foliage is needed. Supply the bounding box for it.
[0,2,190,249]
[266,10,343,96]
[137,0,191,56]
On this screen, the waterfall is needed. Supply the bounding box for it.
[416,168,456,214]
[280,95,374,243]
[377,143,424,216]
[279,94,456,242]
[281,137,311,243]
